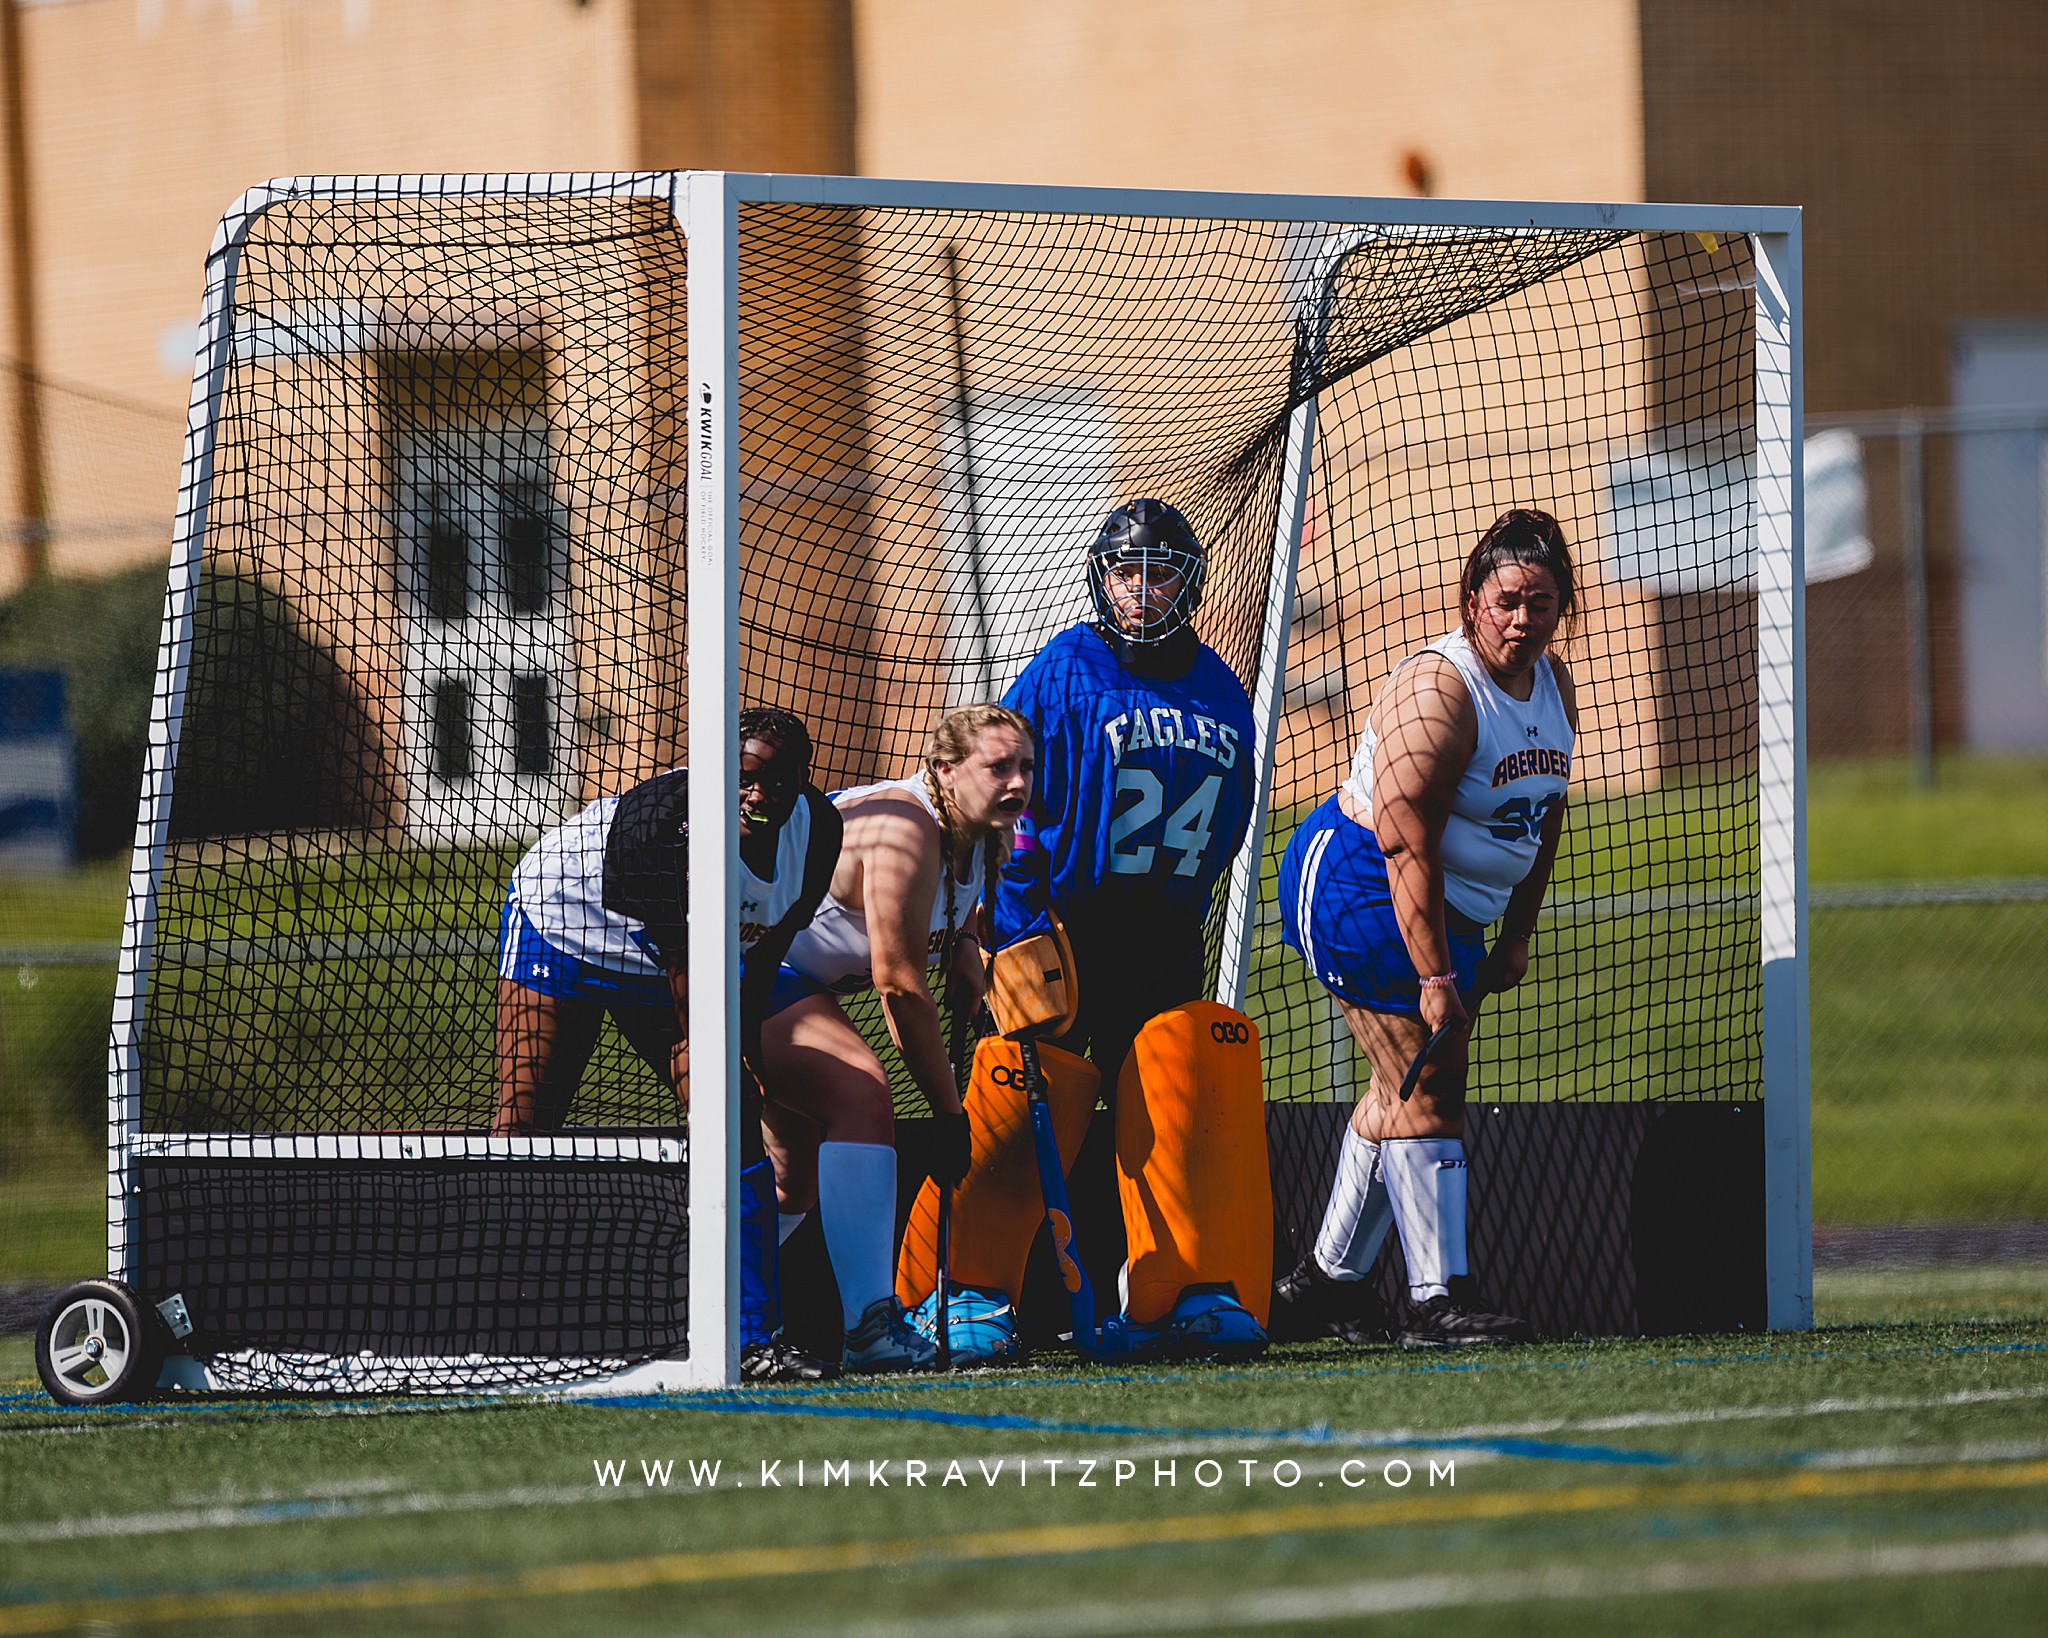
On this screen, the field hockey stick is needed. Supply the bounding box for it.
[934,1170,953,1370]
[1397,980,1492,1104]
[935,997,978,1372]
[1020,1032,1100,1357]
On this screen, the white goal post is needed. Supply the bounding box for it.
[114,172,1806,1399]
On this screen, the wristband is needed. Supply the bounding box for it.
[1418,973,1458,990]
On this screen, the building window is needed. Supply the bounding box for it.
[512,672,553,776]
[500,479,560,616]
[389,349,578,844]
[420,482,473,623]
[430,678,474,783]
[939,383,1111,701]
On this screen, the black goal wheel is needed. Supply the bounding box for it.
[35,1280,166,1406]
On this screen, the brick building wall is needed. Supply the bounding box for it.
[852,0,1645,202]
[1641,0,2048,753]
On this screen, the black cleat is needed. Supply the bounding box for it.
[1397,1287,1537,1350]
[741,1338,840,1382]
[1270,1256,1393,1347]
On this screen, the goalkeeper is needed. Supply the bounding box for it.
[1274,508,1574,1350]
[757,703,1034,1373]
[901,499,1268,1364]
[491,705,841,1381]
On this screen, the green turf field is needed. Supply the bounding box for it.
[2,1273,2044,1635]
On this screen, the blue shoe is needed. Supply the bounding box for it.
[843,1297,938,1375]
[908,1284,1021,1365]
[1100,1287,1267,1363]
[1161,1288,1268,1362]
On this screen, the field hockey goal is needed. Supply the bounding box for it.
[64,173,1803,1401]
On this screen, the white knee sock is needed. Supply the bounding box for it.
[1313,1125,1394,1281]
[816,1141,896,1329]
[777,1211,807,1247]
[1381,1136,1469,1301]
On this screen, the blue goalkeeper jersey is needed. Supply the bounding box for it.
[993,623,1257,943]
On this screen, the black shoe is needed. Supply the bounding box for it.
[741,1338,840,1382]
[1397,1289,1537,1350]
[1271,1256,1393,1347]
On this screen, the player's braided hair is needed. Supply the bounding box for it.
[738,704,812,780]
[1460,507,1577,644]
[923,704,1033,1061]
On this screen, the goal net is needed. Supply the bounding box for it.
[119,174,1802,1394]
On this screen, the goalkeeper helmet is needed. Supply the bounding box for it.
[1086,498,1207,645]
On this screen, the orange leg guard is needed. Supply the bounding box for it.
[1115,1000,1273,1328]
[895,1036,1099,1309]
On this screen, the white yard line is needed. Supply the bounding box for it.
[1799,1438,2048,1471]
[0,1483,638,1544]
[786,1533,2048,1638]
[1300,1382,2048,1448]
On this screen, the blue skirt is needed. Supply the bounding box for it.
[496,891,673,1009]
[1276,795,1486,1017]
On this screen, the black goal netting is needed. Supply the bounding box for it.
[132,183,1763,1390]
[737,207,1761,1339]
[137,179,695,1390]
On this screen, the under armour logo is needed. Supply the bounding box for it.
[1525,724,1542,740]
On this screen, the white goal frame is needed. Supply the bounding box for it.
[121,173,1807,1397]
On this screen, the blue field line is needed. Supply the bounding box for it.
[579,1392,1689,1467]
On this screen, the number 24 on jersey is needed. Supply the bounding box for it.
[1108,769,1223,878]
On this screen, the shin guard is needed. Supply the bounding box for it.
[1115,1001,1273,1328]
[895,1036,1099,1308]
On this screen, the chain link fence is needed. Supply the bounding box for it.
[1806,407,2048,766]
[1799,411,2048,1235]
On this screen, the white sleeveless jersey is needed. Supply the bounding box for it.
[511,776,813,975]
[781,774,984,993]
[1342,630,1573,925]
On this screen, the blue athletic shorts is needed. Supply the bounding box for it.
[1277,795,1486,1017]
[496,892,673,1009]
[763,963,837,1018]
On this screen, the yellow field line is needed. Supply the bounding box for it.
[4,1459,2046,1634]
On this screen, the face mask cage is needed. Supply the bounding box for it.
[1087,545,1205,644]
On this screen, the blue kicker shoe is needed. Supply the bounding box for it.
[1100,1287,1268,1364]
[908,1283,1022,1365]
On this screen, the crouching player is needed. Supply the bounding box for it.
[896,499,1272,1363]
[492,706,842,1381]
[758,705,1033,1373]
[1274,508,1573,1349]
